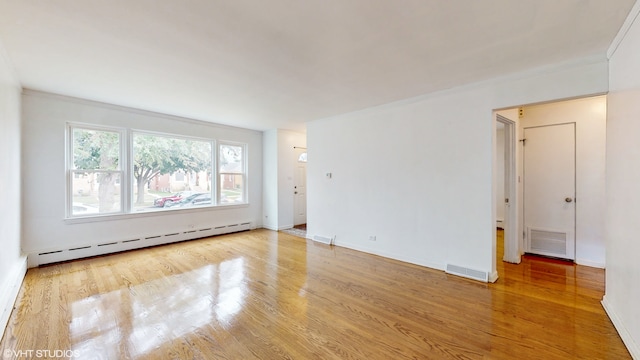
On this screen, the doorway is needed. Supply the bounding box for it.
[495,95,606,270]
[293,148,307,227]
[496,114,519,265]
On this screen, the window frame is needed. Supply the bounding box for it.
[66,123,248,220]
[66,123,127,218]
[218,141,248,206]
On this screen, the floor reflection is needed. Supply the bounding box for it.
[2,229,627,359]
[70,259,245,358]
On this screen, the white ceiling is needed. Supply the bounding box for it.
[0,1,635,131]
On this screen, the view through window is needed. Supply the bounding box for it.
[68,124,247,218]
[132,133,212,212]
[219,144,245,204]
[71,127,122,216]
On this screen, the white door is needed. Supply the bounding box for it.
[293,149,307,226]
[523,123,575,260]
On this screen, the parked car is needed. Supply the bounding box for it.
[167,192,205,208]
[173,193,212,208]
[154,191,196,207]
[189,193,212,206]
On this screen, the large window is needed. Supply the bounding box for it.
[69,127,123,216]
[67,124,247,218]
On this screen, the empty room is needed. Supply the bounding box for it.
[1,1,639,359]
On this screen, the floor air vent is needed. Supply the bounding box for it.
[313,235,332,244]
[446,264,489,282]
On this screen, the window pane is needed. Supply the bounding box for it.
[220,174,244,204]
[132,133,212,212]
[219,145,243,173]
[73,128,120,170]
[71,171,121,215]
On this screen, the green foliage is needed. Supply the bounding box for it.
[133,134,211,179]
[72,128,121,212]
[73,129,119,170]
[132,134,211,204]
[73,128,213,205]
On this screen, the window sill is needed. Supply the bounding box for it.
[64,203,250,224]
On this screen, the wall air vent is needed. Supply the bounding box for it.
[446,264,489,282]
[313,235,332,244]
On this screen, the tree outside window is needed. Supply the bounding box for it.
[71,127,122,215]
[132,133,212,211]
[68,124,245,218]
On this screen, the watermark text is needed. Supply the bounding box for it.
[3,349,80,359]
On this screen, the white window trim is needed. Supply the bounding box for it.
[66,123,248,220]
[66,123,127,219]
[218,141,248,206]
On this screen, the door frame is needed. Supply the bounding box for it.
[495,114,520,265]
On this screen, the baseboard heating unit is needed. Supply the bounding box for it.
[29,221,254,267]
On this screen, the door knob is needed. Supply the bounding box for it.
[565,197,573,203]
[294,191,298,194]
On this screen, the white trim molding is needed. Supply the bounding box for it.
[602,295,640,359]
[608,1,640,59]
[575,258,605,269]
[0,256,27,340]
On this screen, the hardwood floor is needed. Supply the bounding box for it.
[0,229,630,359]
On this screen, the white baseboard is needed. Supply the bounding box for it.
[576,258,605,269]
[263,224,296,231]
[1,256,27,341]
[306,233,494,283]
[318,238,446,273]
[489,271,499,283]
[602,295,640,359]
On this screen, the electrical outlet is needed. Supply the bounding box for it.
[369,236,376,241]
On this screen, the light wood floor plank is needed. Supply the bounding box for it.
[0,229,630,359]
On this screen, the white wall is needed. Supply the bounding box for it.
[21,91,263,259]
[520,96,607,267]
[308,57,608,281]
[604,2,640,358]
[263,129,306,230]
[0,39,26,339]
[263,129,279,230]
